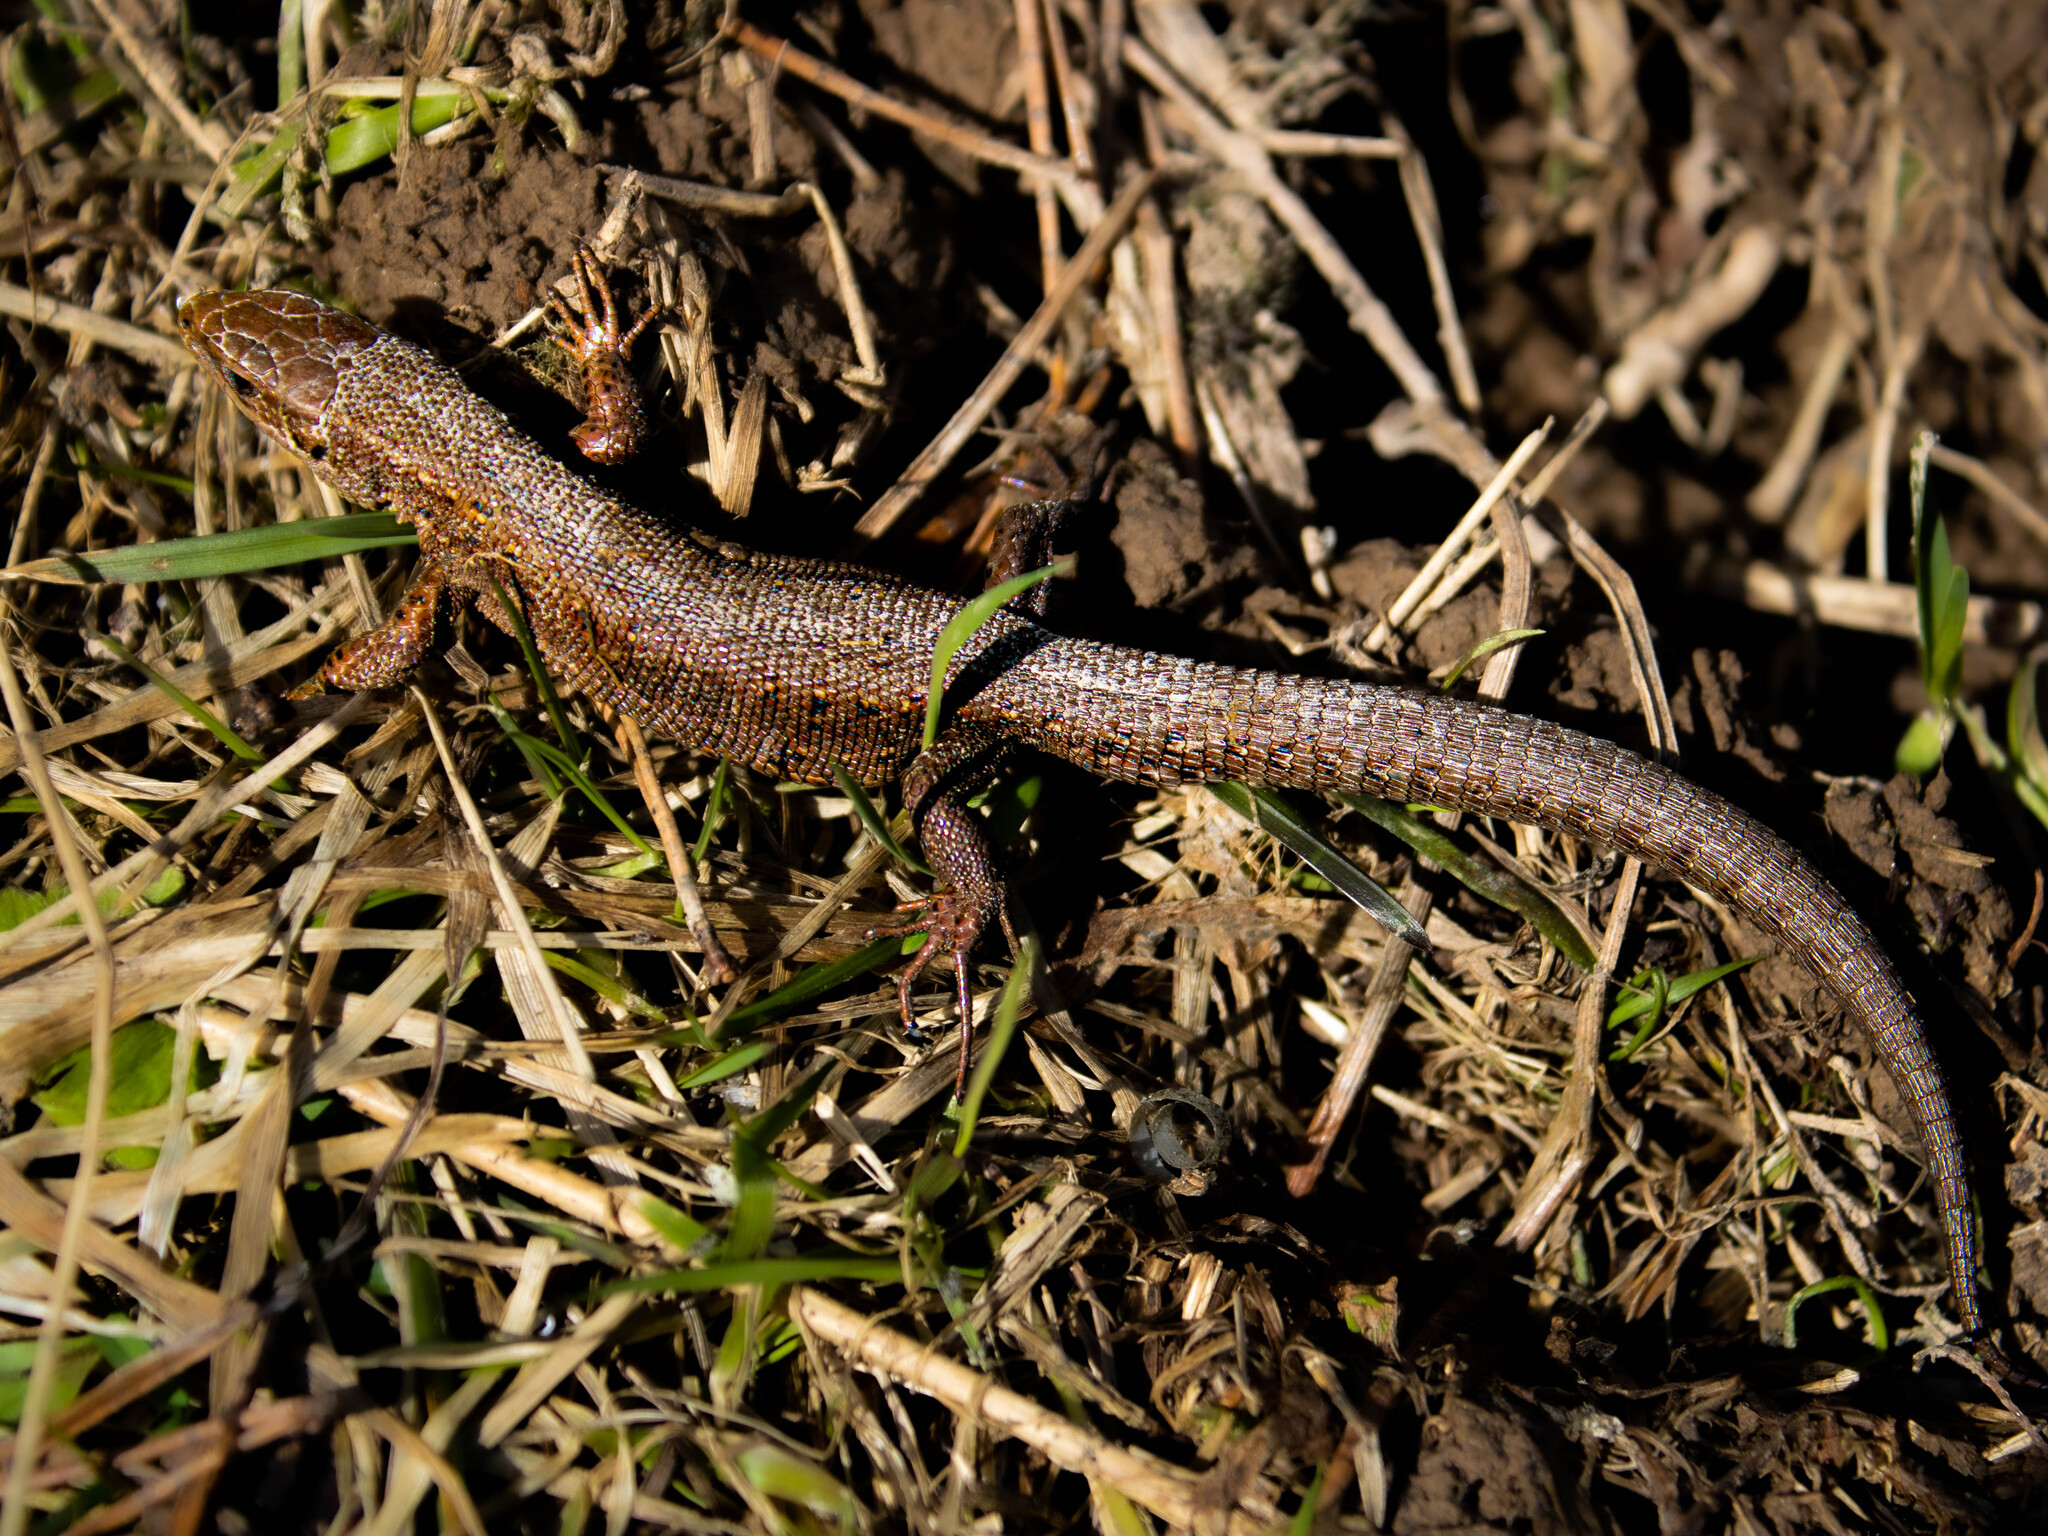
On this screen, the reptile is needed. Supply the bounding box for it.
[176,285,1988,1338]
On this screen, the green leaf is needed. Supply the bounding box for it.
[2008,651,2048,790]
[1441,628,1545,690]
[712,936,906,1038]
[325,90,468,176]
[1783,1273,1889,1353]
[32,1019,217,1167]
[953,935,1037,1151]
[692,759,729,865]
[638,1195,711,1253]
[604,1252,902,1296]
[93,632,263,766]
[1211,783,1430,950]
[541,951,663,1018]
[1908,430,1970,744]
[4,513,414,585]
[1288,1464,1328,1536]
[1608,956,1759,1062]
[1894,711,1949,776]
[485,702,654,859]
[831,765,930,874]
[1607,955,1760,1026]
[0,869,187,932]
[486,576,578,756]
[70,460,195,495]
[673,1040,771,1090]
[0,1338,99,1426]
[1334,792,1599,970]
[734,1446,858,1525]
[924,563,1070,749]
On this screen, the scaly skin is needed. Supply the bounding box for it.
[547,246,658,465]
[176,287,1987,1336]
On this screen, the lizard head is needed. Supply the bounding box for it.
[177,290,383,458]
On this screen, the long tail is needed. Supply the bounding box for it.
[974,635,1981,1331]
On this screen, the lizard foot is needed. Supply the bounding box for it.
[547,245,659,466]
[867,891,993,1104]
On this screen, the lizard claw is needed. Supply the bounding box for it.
[546,245,659,466]
[867,891,989,1102]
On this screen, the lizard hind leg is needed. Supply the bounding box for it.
[289,571,447,698]
[866,727,1013,1103]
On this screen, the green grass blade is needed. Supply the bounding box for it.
[603,1252,903,1296]
[692,760,729,864]
[953,934,1037,1149]
[276,0,304,102]
[1783,1274,1889,1353]
[637,1195,710,1252]
[1440,628,1544,690]
[1334,791,1598,968]
[325,91,467,176]
[93,632,263,765]
[1211,782,1430,949]
[831,764,930,874]
[484,701,655,857]
[714,936,909,1038]
[673,1040,771,1090]
[1607,955,1759,1026]
[4,513,414,585]
[486,575,578,754]
[1912,432,1938,664]
[923,562,1070,749]
[71,459,195,495]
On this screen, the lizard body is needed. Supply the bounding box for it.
[177,288,1986,1336]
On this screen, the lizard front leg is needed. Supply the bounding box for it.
[289,568,448,698]
[547,245,659,466]
[867,725,1018,1103]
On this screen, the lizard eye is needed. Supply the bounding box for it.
[225,372,256,399]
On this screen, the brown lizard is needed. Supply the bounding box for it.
[176,286,1990,1338]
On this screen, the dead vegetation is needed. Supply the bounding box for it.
[0,1,2045,1532]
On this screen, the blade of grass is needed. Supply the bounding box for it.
[1211,783,1430,950]
[4,513,414,585]
[70,460,195,495]
[1335,791,1598,969]
[953,935,1037,1149]
[830,765,930,874]
[1783,1274,1889,1353]
[1607,955,1759,1028]
[325,90,467,175]
[923,562,1070,749]
[692,760,730,864]
[1902,431,1967,773]
[1440,627,1544,690]
[484,702,655,858]
[674,1040,772,1091]
[487,576,578,754]
[91,633,263,766]
[604,1252,904,1296]
[711,936,908,1039]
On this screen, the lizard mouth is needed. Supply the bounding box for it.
[177,289,383,440]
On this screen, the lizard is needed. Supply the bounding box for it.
[175,285,1991,1340]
